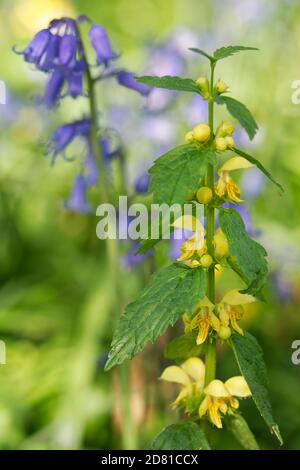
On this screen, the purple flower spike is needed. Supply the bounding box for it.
[134,172,150,194]
[117,71,150,96]
[14,29,51,64]
[46,118,90,161]
[88,24,118,66]
[64,175,91,213]
[42,70,65,108]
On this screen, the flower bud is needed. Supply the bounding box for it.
[215,137,227,151]
[191,259,201,268]
[216,120,235,137]
[185,131,194,143]
[200,254,213,268]
[196,186,213,204]
[193,123,211,143]
[218,325,232,340]
[196,76,209,99]
[214,79,229,94]
[213,228,229,259]
[225,136,235,148]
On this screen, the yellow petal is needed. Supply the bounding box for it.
[181,357,205,383]
[160,366,190,386]
[218,156,254,174]
[220,289,256,306]
[171,387,189,408]
[195,296,215,309]
[177,250,194,262]
[209,312,221,332]
[209,402,223,428]
[173,215,204,233]
[199,396,209,418]
[196,320,210,345]
[225,376,251,397]
[204,379,230,398]
[213,228,229,259]
[229,311,244,336]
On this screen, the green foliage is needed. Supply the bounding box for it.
[189,45,258,63]
[225,413,259,450]
[149,422,210,450]
[136,75,200,93]
[215,95,258,140]
[105,264,207,370]
[234,147,284,193]
[164,332,205,361]
[231,332,283,445]
[218,208,268,297]
[213,45,258,61]
[149,144,216,205]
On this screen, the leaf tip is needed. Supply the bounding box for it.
[272,425,283,446]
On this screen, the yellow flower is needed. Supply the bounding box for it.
[199,376,251,428]
[214,79,229,94]
[183,297,220,344]
[216,120,235,137]
[160,357,205,408]
[217,289,256,335]
[173,216,207,262]
[215,156,254,202]
[192,123,211,143]
[213,228,228,259]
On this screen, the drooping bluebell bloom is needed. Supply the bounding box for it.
[42,70,65,108]
[88,24,118,66]
[116,71,151,96]
[13,29,51,65]
[66,73,84,98]
[134,172,150,194]
[100,135,120,165]
[46,118,90,161]
[64,174,91,213]
[222,202,260,237]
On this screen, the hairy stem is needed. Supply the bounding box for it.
[205,61,216,386]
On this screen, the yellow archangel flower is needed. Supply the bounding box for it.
[173,215,207,263]
[199,376,251,428]
[183,297,220,345]
[160,357,205,408]
[215,156,254,203]
[217,289,256,336]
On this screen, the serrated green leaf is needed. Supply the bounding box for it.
[231,332,283,445]
[149,422,211,450]
[189,47,214,61]
[213,45,258,61]
[218,208,268,296]
[105,264,207,370]
[136,75,200,93]
[225,413,259,450]
[149,144,216,205]
[215,95,258,140]
[164,332,205,361]
[234,147,284,193]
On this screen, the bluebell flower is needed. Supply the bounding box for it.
[13,29,52,65]
[134,172,150,194]
[46,118,90,161]
[64,175,91,213]
[66,73,84,98]
[120,242,150,268]
[42,70,65,108]
[116,71,151,96]
[88,24,118,66]
[222,202,260,237]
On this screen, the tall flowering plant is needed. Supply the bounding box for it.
[105,46,284,449]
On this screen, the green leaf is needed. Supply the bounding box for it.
[231,332,283,445]
[234,147,284,193]
[225,413,259,450]
[213,45,258,61]
[218,208,268,296]
[149,144,216,205]
[189,47,214,61]
[105,264,207,370]
[164,332,205,361]
[136,75,200,93]
[215,95,258,140]
[149,422,211,450]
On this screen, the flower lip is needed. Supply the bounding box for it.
[218,156,254,174]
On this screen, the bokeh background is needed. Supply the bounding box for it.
[0,0,299,450]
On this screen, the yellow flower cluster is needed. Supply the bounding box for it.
[160,357,251,428]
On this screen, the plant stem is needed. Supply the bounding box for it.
[205,61,216,386]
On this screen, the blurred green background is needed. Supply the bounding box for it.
[0,0,299,450]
